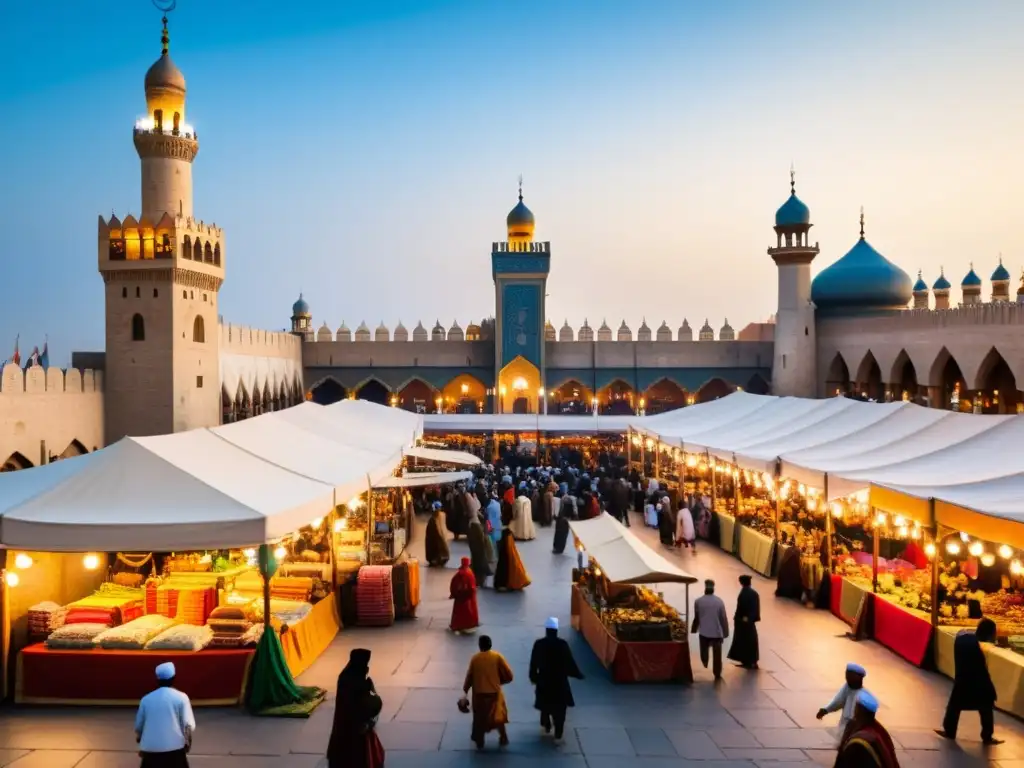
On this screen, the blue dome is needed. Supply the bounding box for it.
[961,267,982,287]
[932,272,951,291]
[775,192,811,227]
[292,293,310,315]
[811,237,913,314]
[912,272,928,293]
[992,261,1011,282]
[506,198,535,228]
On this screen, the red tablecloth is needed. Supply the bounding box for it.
[872,596,932,667]
[16,644,255,706]
[571,586,692,683]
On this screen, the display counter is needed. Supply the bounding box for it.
[737,526,774,577]
[871,594,932,666]
[570,586,691,683]
[830,575,872,634]
[717,512,736,554]
[280,595,342,678]
[15,645,255,706]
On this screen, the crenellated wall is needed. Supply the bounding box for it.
[219,323,305,403]
[0,364,104,466]
[818,302,1024,392]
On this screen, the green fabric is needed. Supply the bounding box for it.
[247,629,305,712]
[253,686,327,718]
[258,544,279,579]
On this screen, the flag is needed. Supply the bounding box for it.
[11,335,20,367]
[23,347,39,370]
[39,339,49,370]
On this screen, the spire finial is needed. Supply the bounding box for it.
[161,16,169,55]
[940,265,945,276]
[152,1,176,54]
[790,163,795,194]
[859,206,865,239]
[517,174,523,202]
[999,252,1004,265]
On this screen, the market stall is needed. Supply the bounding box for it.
[568,515,697,683]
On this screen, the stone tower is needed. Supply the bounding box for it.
[492,181,550,414]
[768,170,820,397]
[98,16,223,441]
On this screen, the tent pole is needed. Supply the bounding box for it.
[329,490,338,591]
[708,451,716,513]
[626,428,632,470]
[366,476,374,563]
[871,508,880,592]
[655,441,661,481]
[824,474,833,575]
[930,512,942,630]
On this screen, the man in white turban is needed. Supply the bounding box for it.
[135,662,195,767]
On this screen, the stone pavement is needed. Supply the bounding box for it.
[2,513,1024,767]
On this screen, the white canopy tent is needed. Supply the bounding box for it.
[0,433,336,551]
[374,471,475,489]
[422,413,636,434]
[630,392,777,441]
[569,515,698,585]
[404,446,482,466]
[270,401,420,456]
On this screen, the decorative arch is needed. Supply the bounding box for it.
[58,439,88,459]
[131,313,145,342]
[396,378,437,413]
[643,378,687,414]
[890,350,919,403]
[497,355,541,414]
[222,386,237,423]
[310,377,346,406]
[825,353,851,397]
[252,386,263,416]
[192,239,202,261]
[745,373,771,395]
[855,351,883,401]
[203,242,213,264]
[182,234,192,258]
[2,452,33,472]
[551,379,593,414]
[696,377,735,403]
[929,347,967,411]
[213,243,222,266]
[356,378,390,405]
[193,315,205,343]
[440,374,485,414]
[974,347,1019,414]
[597,378,635,415]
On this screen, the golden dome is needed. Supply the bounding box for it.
[144,17,187,125]
[506,179,535,243]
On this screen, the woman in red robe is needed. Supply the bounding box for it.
[450,557,480,634]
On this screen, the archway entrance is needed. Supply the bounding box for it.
[643,379,686,414]
[826,353,851,397]
[891,351,920,404]
[976,348,1020,414]
[310,378,346,406]
[696,378,735,403]
[1,452,33,472]
[398,379,437,413]
[441,374,486,414]
[855,352,883,401]
[356,379,390,405]
[931,350,967,412]
[497,356,541,414]
[552,380,593,414]
[745,374,770,396]
[597,380,635,415]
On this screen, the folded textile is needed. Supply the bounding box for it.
[94,615,178,649]
[64,607,115,627]
[46,622,109,649]
[146,624,214,652]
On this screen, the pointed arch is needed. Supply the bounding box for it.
[440,374,484,414]
[203,242,213,264]
[825,352,851,396]
[745,373,771,396]
[222,385,237,423]
[696,377,735,403]
[192,238,202,261]
[398,377,438,413]
[213,242,222,266]
[310,377,346,406]
[356,378,390,405]
[58,439,88,459]
[890,350,919,403]
[2,452,33,472]
[929,347,967,412]
[597,378,635,415]
[182,234,192,258]
[974,347,1019,414]
[551,379,593,415]
[854,351,883,401]
[643,377,687,414]
[192,315,205,343]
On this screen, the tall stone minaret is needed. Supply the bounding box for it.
[768,169,820,397]
[98,14,224,441]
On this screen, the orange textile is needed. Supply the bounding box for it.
[280,595,342,678]
[408,558,421,607]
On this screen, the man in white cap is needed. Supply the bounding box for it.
[833,691,900,767]
[134,662,195,767]
[529,617,583,744]
[816,663,867,738]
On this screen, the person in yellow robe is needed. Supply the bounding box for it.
[463,635,513,750]
[493,528,531,592]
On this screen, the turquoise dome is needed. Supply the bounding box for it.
[811,237,913,314]
[992,261,1011,282]
[506,198,535,228]
[932,272,951,291]
[961,267,982,287]
[912,272,928,293]
[775,192,810,227]
[292,293,310,315]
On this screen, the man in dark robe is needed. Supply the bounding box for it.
[657,496,675,546]
[467,515,494,588]
[449,485,469,540]
[540,481,556,527]
[424,502,450,567]
[935,618,1003,745]
[529,617,583,744]
[552,494,577,554]
[326,649,385,768]
[834,692,900,768]
[727,574,760,668]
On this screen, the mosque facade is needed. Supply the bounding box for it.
[1,16,1023,472]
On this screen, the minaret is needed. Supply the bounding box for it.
[98,13,224,440]
[767,168,820,397]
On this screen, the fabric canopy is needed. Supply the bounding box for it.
[569,515,697,584]
[374,471,475,488]
[631,392,777,443]
[271,401,420,455]
[0,433,335,551]
[423,413,636,434]
[404,446,482,466]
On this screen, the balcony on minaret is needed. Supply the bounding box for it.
[98,212,225,284]
[134,115,197,141]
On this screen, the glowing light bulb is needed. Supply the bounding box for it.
[946,540,961,555]
[14,553,32,570]
[243,548,256,559]
[83,554,100,571]
[831,503,843,519]
[981,553,996,567]
[999,545,1014,559]
[960,531,970,542]
[274,546,287,561]
[1012,560,1024,576]
[893,515,905,527]
[798,484,806,496]
[968,541,984,557]
[310,517,323,529]
[347,496,362,511]
[875,512,887,526]
[334,518,348,532]
[924,543,937,558]
[897,526,909,538]
[806,498,817,512]
[4,571,19,587]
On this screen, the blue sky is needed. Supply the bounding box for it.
[2,1,1024,363]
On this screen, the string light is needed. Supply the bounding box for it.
[274,545,287,560]
[243,548,256,559]
[968,541,984,557]
[1012,560,1024,576]
[14,553,32,569]
[999,545,1014,559]
[4,571,19,587]
[334,518,348,532]
[959,531,970,543]
[981,553,996,567]
[875,512,887,526]
[893,515,905,527]
[946,540,961,555]
[310,517,323,529]
[924,543,937,558]
[83,554,100,571]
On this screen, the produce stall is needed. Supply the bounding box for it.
[568,515,697,683]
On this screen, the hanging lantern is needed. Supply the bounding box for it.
[946,540,962,555]
[981,553,996,567]
[999,544,1014,559]
[968,541,984,557]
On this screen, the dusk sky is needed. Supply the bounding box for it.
[2,1,1023,364]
